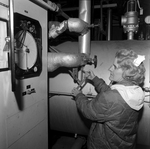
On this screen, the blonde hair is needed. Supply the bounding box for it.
[115,49,145,86]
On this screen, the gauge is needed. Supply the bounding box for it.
[14,13,42,79]
[145,16,150,24]
[15,31,37,70]
[0,18,9,71]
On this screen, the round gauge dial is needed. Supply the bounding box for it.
[15,31,37,70]
[145,16,150,24]
[14,13,42,79]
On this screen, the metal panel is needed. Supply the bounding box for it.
[0,0,48,149]
[8,120,48,149]
[0,0,9,148]
[7,99,46,146]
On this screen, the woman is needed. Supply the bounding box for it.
[72,49,146,149]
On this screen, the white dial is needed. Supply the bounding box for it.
[15,31,37,70]
[145,16,150,24]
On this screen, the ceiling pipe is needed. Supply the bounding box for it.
[62,3,117,12]
[99,0,104,40]
[78,0,91,55]
[106,8,112,41]
[31,0,70,19]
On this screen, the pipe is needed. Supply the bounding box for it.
[100,0,103,40]
[78,0,91,55]
[62,3,117,12]
[49,18,90,39]
[31,0,59,11]
[30,0,70,19]
[106,8,112,41]
[47,52,89,72]
[49,91,95,98]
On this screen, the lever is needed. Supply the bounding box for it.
[88,24,101,28]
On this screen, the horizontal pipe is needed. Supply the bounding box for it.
[49,91,95,98]
[31,0,58,11]
[49,91,150,103]
[31,0,70,19]
[47,52,88,72]
[62,3,117,11]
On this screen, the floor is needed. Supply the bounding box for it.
[50,130,87,149]
[50,130,150,149]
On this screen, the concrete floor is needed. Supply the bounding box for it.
[50,130,86,149]
[52,136,81,149]
[50,130,150,149]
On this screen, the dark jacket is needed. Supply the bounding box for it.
[75,76,145,149]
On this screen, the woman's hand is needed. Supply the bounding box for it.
[72,87,82,96]
[84,70,96,80]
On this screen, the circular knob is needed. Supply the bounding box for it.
[93,55,97,68]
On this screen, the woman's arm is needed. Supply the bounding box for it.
[84,70,110,93]
[92,76,110,93]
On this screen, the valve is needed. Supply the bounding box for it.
[93,55,97,68]
[87,55,97,68]
[121,0,139,40]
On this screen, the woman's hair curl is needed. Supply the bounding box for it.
[115,49,145,86]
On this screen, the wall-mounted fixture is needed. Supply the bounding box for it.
[121,0,139,40]
[0,18,9,72]
[14,13,42,79]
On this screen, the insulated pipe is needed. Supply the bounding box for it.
[31,0,70,19]
[49,18,90,39]
[78,0,91,55]
[47,52,88,72]
[31,0,59,11]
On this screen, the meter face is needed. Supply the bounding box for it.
[145,16,150,24]
[15,31,37,70]
[0,19,9,71]
[14,13,42,79]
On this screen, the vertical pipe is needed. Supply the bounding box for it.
[100,0,103,40]
[78,0,91,56]
[128,32,134,40]
[106,8,112,41]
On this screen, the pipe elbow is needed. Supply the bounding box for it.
[49,21,68,39]
[68,18,90,35]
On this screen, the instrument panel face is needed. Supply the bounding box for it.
[0,18,9,71]
[14,13,42,79]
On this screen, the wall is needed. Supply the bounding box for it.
[0,0,48,148]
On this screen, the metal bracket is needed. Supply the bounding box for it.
[9,0,16,92]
